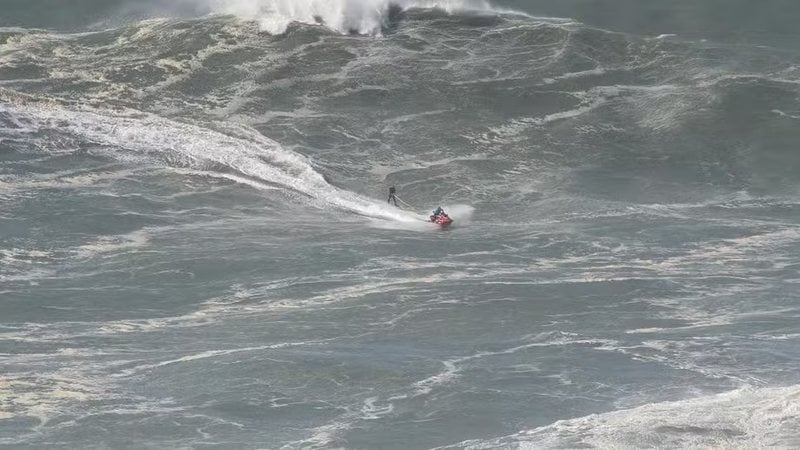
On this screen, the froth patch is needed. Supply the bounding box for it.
[76,230,150,258]
[0,248,55,284]
[445,385,800,449]
[0,248,52,264]
[772,109,800,120]
[0,373,107,425]
[0,168,141,194]
[203,0,498,35]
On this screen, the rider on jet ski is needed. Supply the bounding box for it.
[430,206,448,222]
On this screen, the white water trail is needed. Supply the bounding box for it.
[1,101,421,223]
[200,0,498,34]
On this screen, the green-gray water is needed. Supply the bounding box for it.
[2,1,800,448]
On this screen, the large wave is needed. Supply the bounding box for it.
[199,0,497,34]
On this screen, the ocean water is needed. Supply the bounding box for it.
[2,1,800,448]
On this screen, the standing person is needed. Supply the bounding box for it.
[388,186,398,206]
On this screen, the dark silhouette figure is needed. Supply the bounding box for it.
[388,186,398,206]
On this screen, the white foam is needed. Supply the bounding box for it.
[440,385,800,449]
[201,0,500,35]
[287,420,354,449]
[361,396,395,419]
[0,371,111,426]
[0,169,140,192]
[0,246,55,283]
[0,248,52,265]
[542,67,607,84]
[76,229,151,258]
[772,109,800,119]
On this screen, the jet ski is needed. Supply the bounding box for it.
[429,206,453,228]
[430,213,453,228]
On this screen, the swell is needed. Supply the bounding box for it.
[3,6,800,206]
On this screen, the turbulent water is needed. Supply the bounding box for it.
[2,0,800,448]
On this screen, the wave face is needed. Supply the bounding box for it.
[3,1,800,448]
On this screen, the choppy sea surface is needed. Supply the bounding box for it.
[2,1,800,448]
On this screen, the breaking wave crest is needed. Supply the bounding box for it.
[201,0,499,34]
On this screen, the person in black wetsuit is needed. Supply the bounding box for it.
[388,186,398,206]
[430,206,448,222]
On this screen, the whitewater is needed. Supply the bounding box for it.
[203,0,501,35]
[2,0,800,448]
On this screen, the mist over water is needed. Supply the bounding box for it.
[2,0,800,448]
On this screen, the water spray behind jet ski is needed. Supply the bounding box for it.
[388,186,454,228]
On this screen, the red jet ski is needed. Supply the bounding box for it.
[430,214,453,228]
[429,207,453,228]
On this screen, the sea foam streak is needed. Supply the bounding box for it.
[201,0,497,34]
